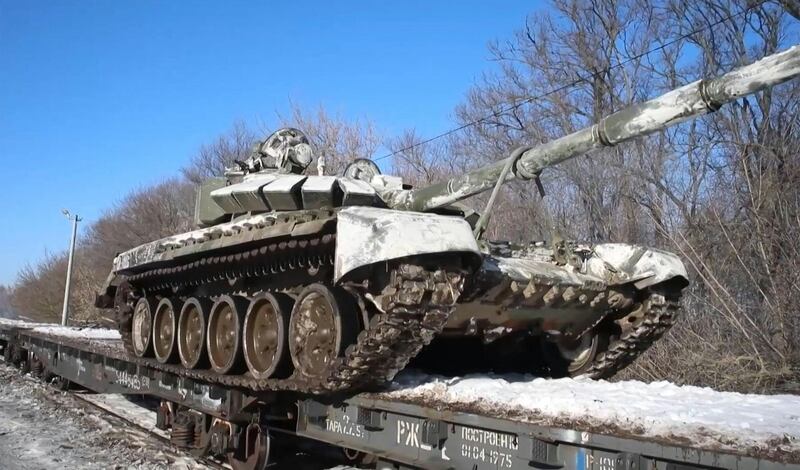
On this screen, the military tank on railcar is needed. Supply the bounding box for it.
[95,45,800,394]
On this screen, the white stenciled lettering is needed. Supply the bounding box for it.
[459,426,516,468]
[324,415,365,439]
[396,420,420,448]
[598,456,616,470]
[460,426,518,450]
[115,371,150,391]
[460,444,514,468]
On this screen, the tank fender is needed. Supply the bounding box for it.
[588,243,689,289]
[334,207,481,282]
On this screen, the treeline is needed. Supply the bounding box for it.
[11,179,196,324]
[0,285,13,318]
[9,0,799,392]
[424,0,799,393]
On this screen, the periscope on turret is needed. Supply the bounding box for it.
[94,45,800,395]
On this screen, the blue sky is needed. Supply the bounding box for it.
[0,0,537,285]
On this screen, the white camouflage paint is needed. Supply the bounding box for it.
[586,243,688,288]
[485,256,598,285]
[112,212,279,272]
[334,206,480,282]
[485,242,687,288]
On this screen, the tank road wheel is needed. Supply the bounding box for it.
[289,284,359,379]
[178,298,211,369]
[153,298,182,364]
[542,329,610,377]
[132,297,157,358]
[207,295,248,374]
[243,293,294,379]
[228,423,270,470]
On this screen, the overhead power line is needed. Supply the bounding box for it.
[373,3,759,163]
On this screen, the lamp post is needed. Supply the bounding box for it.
[61,209,81,326]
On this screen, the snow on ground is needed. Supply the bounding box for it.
[0,363,349,469]
[0,362,208,470]
[382,372,800,460]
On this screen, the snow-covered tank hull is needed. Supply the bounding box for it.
[99,198,686,390]
[98,203,481,393]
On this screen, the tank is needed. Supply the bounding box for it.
[96,45,800,394]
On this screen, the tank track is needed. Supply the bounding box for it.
[457,268,681,377]
[112,233,466,394]
[583,290,681,379]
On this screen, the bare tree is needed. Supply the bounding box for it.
[387,130,461,186]
[182,120,257,184]
[10,252,68,323]
[182,106,381,182]
[82,178,196,275]
[279,103,381,175]
[11,179,196,324]
[0,285,15,319]
[443,0,798,392]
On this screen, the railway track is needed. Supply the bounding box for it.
[0,355,227,469]
[69,392,230,470]
[0,349,352,470]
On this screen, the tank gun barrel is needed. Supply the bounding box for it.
[399,45,800,212]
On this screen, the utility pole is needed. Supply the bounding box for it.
[61,209,81,326]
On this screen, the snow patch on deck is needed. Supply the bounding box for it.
[31,325,120,340]
[0,319,120,340]
[383,372,800,458]
[0,318,50,328]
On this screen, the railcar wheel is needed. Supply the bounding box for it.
[2,343,12,363]
[178,297,211,369]
[228,423,270,470]
[29,354,44,378]
[243,292,293,379]
[153,298,182,364]
[289,284,359,379]
[18,350,30,374]
[207,295,248,374]
[51,374,70,391]
[132,297,157,358]
[342,447,377,465]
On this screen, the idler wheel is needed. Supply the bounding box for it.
[542,327,610,377]
[289,284,359,379]
[178,297,211,369]
[243,292,293,379]
[132,297,157,358]
[153,297,182,364]
[207,295,248,374]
